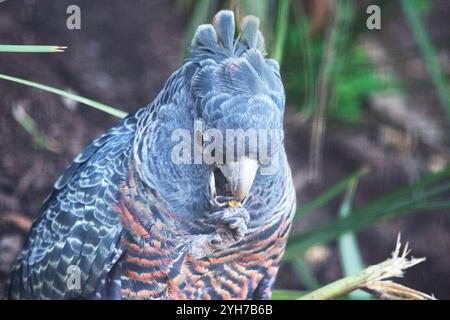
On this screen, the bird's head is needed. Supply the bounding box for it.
[189,10,285,203]
[134,10,286,220]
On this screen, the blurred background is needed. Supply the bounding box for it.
[0,0,449,299]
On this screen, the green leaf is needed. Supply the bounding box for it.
[401,0,450,123]
[271,289,306,300]
[337,177,372,299]
[0,73,128,119]
[285,168,450,259]
[410,0,432,13]
[238,0,270,20]
[237,0,273,52]
[272,0,291,65]
[294,167,368,221]
[181,0,218,59]
[0,45,66,53]
[12,104,49,150]
[291,257,319,290]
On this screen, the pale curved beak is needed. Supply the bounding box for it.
[218,157,259,202]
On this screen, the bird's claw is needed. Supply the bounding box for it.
[205,206,250,245]
[188,206,250,259]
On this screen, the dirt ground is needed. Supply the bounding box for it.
[0,0,449,298]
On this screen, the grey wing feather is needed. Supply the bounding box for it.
[8,114,138,299]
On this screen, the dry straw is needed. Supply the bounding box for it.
[299,234,436,300]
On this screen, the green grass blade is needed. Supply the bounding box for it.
[238,0,270,20]
[0,73,128,119]
[337,178,372,299]
[295,167,368,221]
[291,257,319,290]
[181,0,217,59]
[272,0,291,65]
[285,168,450,259]
[286,186,450,258]
[0,45,67,53]
[12,104,49,150]
[342,166,450,218]
[271,289,307,300]
[291,3,315,119]
[401,0,450,122]
[417,200,450,210]
[238,0,271,40]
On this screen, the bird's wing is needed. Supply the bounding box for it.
[8,114,138,299]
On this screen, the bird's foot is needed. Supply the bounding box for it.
[188,206,250,259]
[205,206,250,243]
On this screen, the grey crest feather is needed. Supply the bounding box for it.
[241,15,264,52]
[190,10,267,61]
[212,10,235,50]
